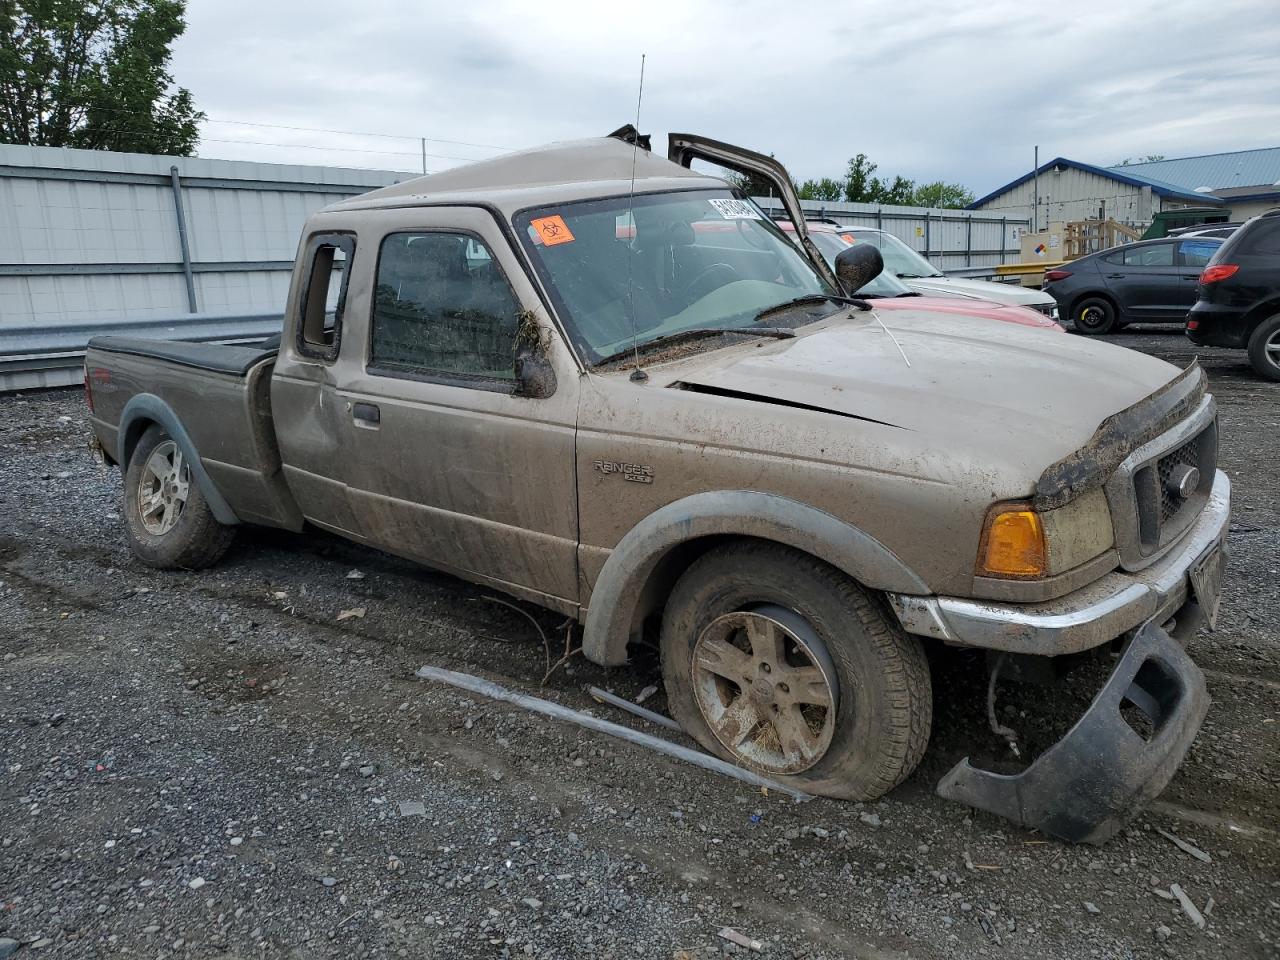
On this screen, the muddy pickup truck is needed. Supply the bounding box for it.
[83,127,1230,843]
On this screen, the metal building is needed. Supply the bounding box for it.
[966,157,1221,231]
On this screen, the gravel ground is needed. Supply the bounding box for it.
[1,328,1277,959]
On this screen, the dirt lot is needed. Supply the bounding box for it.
[1,328,1277,959]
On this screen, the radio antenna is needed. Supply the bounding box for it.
[626,53,648,383]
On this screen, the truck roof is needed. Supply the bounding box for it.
[329,135,722,216]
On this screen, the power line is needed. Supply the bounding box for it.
[20,102,519,156]
[199,136,485,163]
[202,117,515,152]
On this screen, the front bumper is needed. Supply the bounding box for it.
[889,470,1230,656]
[937,621,1209,843]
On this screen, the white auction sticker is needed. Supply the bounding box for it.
[707,198,763,220]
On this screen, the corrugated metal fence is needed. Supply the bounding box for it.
[752,197,1028,272]
[0,144,401,389]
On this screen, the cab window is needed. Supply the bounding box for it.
[370,232,522,382]
[297,234,354,362]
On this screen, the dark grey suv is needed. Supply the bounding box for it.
[1042,237,1222,335]
[1186,209,1280,381]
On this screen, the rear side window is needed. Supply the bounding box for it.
[1178,240,1219,267]
[1123,244,1173,267]
[1240,218,1280,256]
[297,233,354,362]
[370,232,522,382]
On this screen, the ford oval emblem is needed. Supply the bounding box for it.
[1165,464,1200,500]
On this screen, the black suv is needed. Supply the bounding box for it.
[1187,209,1280,381]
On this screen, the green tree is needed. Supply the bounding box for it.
[1116,154,1166,166]
[796,176,844,201]
[874,174,916,205]
[842,153,880,202]
[911,180,975,209]
[0,0,203,155]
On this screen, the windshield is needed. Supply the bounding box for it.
[805,231,915,298]
[842,229,942,278]
[515,190,835,364]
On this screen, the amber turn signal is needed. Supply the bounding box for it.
[979,507,1047,578]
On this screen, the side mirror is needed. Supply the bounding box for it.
[513,321,557,399]
[834,242,884,295]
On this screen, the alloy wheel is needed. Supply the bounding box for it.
[137,440,190,535]
[690,604,839,774]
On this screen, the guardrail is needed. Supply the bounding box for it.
[0,311,282,392]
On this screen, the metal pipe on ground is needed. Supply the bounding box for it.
[415,664,810,801]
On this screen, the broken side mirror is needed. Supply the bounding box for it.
[513,314,557,399]
[834,243,884,295]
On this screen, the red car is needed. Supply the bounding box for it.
[778,221,1064,331]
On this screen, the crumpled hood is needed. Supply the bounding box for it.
[666,309,1180,469]
[905,274,1056,307]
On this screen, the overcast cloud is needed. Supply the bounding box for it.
[172,0,1280,195]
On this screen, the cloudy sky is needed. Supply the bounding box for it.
[173,0,1280,196]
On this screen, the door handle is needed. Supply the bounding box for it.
[1105,273,1125,279]
[352,402,380,425]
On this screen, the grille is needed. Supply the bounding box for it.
[1156,435,1202,525]
[1132,421,1215,551]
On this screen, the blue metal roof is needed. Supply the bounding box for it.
[967,157,1223,210]
[1108,148,1280,191]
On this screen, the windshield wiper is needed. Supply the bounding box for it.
[753,293,870,322]
[897,272,943,279]
[595,326,796,367]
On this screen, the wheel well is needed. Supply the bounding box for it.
[1242,299,1280,338]
[622,533,847,659]
[120,416,157,467]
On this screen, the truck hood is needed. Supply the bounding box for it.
[902,274,1056,308]
[663,309,1179,468]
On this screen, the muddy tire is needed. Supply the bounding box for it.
[1072,296,1116,335]
[660,541,931,800]
[122,425,235,570]
[1246,314,1280,382]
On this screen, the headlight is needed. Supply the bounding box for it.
[977,490,1114,580]
[1031,301,1058,320]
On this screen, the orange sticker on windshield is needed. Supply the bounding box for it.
[531,215,575,246]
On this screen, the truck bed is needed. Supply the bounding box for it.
[85,336,303,531]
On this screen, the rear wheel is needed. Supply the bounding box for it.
[1246,314,1280,382]
[1072,296,1116,335]
[660,541,931,800]
[123,425,235,569]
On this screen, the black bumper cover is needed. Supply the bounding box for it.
[936,623,1209,844]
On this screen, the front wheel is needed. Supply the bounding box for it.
[1072,296,1117,335]
[1247,314,1280,382]
[122,425,236,569]
[660,542,932,800]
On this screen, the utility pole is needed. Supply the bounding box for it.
[421,138,427,175]
[1033,145,1039,233]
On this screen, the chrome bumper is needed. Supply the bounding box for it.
[890,470,1230,656]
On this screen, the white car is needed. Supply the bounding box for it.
[838,227,1059,319]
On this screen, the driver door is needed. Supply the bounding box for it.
[336,207,582,613]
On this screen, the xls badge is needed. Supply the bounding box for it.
[593,459,654,484]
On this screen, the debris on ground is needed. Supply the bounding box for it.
[336,606,367,621]
[718,927,764,952]
[1171,883,1207,929]
[1155,826,1212,863]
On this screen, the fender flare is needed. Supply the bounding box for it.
[581,490,929,666]
[117,393,240,526]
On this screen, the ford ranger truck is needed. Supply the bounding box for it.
[82,127,1229,843]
